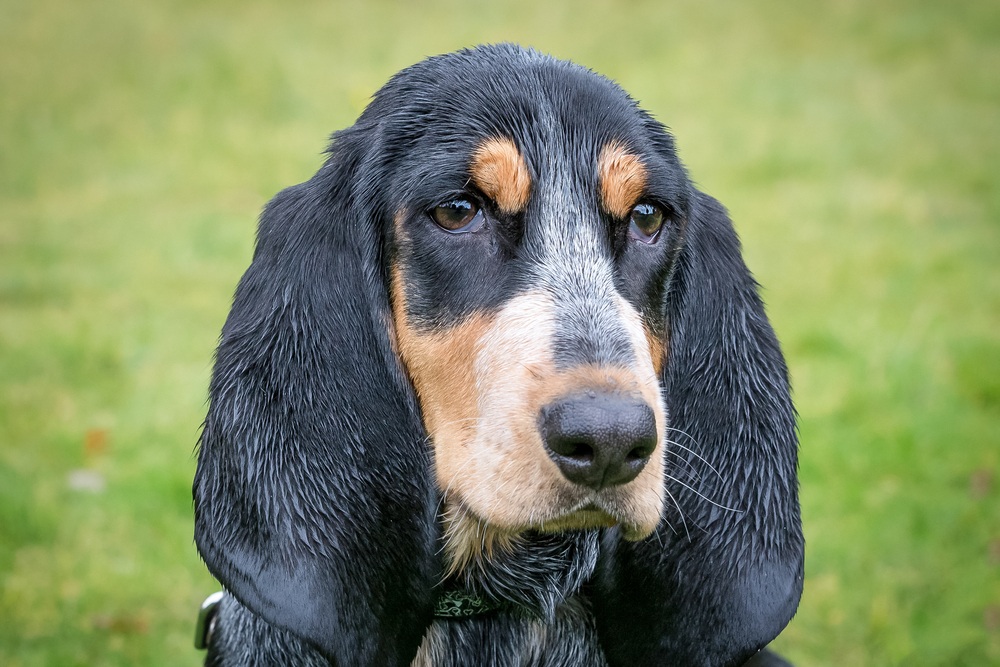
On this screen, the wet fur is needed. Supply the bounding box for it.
[194,44,804,666]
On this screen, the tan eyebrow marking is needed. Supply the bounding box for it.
[598,141,648,219]
[470,137,532,215]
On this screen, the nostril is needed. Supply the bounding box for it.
[625,447,646,463]
[564,441,595,462]
[547,435,597,463]
[626,437,656,462]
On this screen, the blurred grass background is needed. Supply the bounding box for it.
[1,0,998,664]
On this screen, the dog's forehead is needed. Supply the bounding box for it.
[379,46,639,125]
[431,55,642,151]
[368,46,672,195]
[356,44,693,246]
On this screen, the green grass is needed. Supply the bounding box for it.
[1,0,998,664]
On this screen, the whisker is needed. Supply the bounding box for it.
[662,486,690,542]
[663,474,742,514]
[661,440,703,479]
[664,427,724,481]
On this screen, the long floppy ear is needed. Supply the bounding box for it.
[592,191,804,666]
[193,131,439,663]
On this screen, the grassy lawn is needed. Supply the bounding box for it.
[1,0,997,664]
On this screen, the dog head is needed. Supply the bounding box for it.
[380,52,692,558]
[194,44,803,665]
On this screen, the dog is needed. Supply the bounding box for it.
[193,44,804,666]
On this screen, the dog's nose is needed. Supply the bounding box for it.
[539,392,657,490]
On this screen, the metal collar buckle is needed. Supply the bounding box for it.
[194,592,225,650]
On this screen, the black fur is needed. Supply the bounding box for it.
[591,192,804,666]
[194,44,803,666]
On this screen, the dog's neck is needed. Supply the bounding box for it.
[446,529,600,619]
[436,502,601,618]
[412,506,608,666]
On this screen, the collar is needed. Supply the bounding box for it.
[433,589,518,619]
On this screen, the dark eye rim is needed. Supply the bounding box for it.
[428,196,486,234]
[627,200,668,243]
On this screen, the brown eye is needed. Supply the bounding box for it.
[430,199,484,233]
[628,202,665,243]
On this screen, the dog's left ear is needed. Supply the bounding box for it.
[592,192,804,667]
[193,128,439,663]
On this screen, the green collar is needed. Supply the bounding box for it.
[433,590,515,618]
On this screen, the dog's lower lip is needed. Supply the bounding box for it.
[562,500,657,541]
[533,502,621,533]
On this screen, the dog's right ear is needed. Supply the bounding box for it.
[591,192,803,667]
[194,128,439,664]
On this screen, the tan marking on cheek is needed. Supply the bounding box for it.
[598,141,648,219]
[470,136,531,215]
[389,266,492,468]
[437,293,567,524]
[614,295,664,390]
[645,325,666,377]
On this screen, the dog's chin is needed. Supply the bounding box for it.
[535,506,618,533]
[535,502,659,542]
[443,481,663,549]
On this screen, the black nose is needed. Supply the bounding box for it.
[539,392,657,490]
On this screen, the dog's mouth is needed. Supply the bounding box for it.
[440,491,658,576]
[534,499,657,541]
[445,493,657,543]
[533,502,615,531]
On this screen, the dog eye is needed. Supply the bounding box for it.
[430,199,485,233]
[628,202,665,243]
